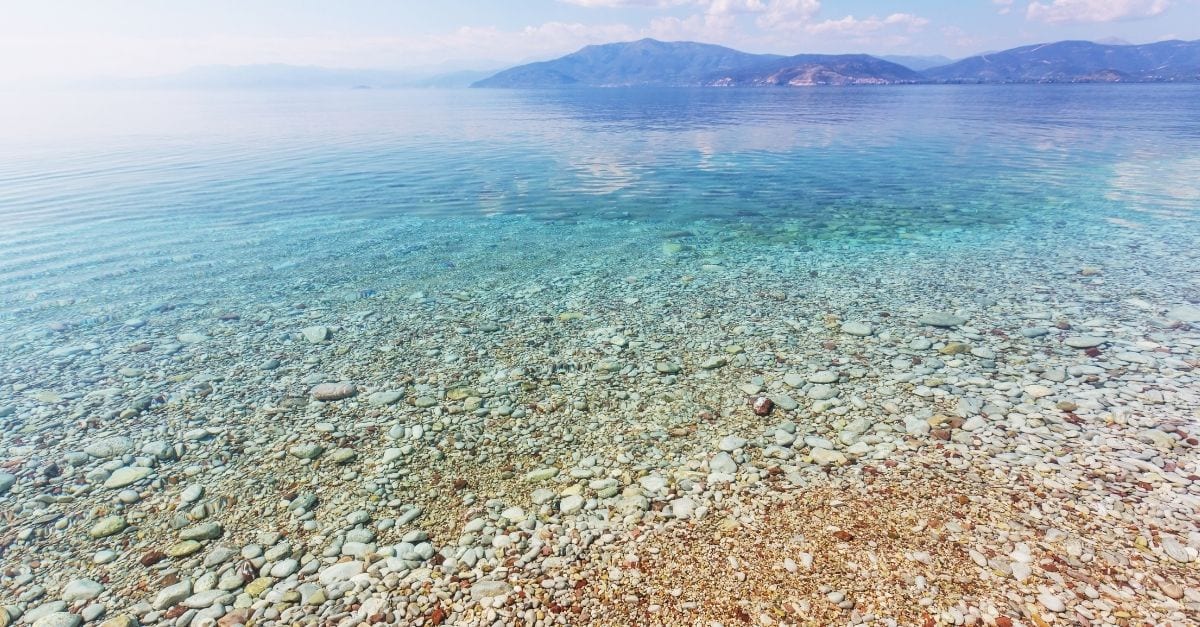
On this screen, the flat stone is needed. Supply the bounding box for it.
[718,435,747,452]
[311,382,356,401]
[807,384,836,400]
[559,495,584,515]
[782,373,805,387]
[61,579,105,602]
[319,561,365,585]
[367,391,403,406]
[89,516,127,539]
[1064,336,1106,349]
[289,443,325,460]
[1165,304,1200,323]
[301,325,331,343]
[166,540,203,557]
[807,371,839,384]
[329,448,357,464]
[31,613,81,627]
[709,452,737,475]
[0,472,15,495]
[700,356,727,369]
[84,436,134,459]
[919,312,967,328]
[811,448,847,466]
[841,321,873,336]
[179,522,223,541]
[153,580,192,610]
[102,466,152,489]
[470,580,513,601]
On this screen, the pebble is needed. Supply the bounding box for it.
[301,325,331,343]
[918,312,967,327]
[841,321,873,336]
[102,466,152,489]
[311,382,356,401]
[88,516,127,539]
[1064,336,1106,348]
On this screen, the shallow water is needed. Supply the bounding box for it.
[1,85,1198,328]
[1,85,1199,623]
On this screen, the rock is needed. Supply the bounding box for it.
[84,436,134,459]
[709,452,737,475]
[102,466,152,489]
[841,321,873,336]
[1020,327,1050,338]
[1038,592,1066,613]
[524,467,558,482]
[783,373,805,387]
[919,312,967,328]
[329,448,357,464]
[239,578,271,600]
[289,443,325,460]
[655,362,681,374]
[180,522,223,541]
[153,580,192,610]
[700,356,727,369]
[182,590,225,609]
[808,371,839,384]
[31,613,81,627]
[718,436,747,452]
[1064,336,1106,349]
[811,449,847,466]
[1024,385,1053,399]
[301,326,331,343]
[1165,304,1200,323]
[904,416,931,436]
[97,616,137,627]
[807,384,836,400]
[176,332,208,344]
[670,497,697,519]
[89,516,127,539]
[751,396,773,416]
[318,561,364,585]
[367,391,403,406]
[470,580,513,601]
[311,382,356,401]
[270,558,299,577]
[559,495,584,515]
[0,472,15,496]
[1137,429,1175,450]
[166,540,203,557]
[61,579,104,602]
[770,394,799,411]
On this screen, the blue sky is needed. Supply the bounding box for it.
[2,1,1197,81]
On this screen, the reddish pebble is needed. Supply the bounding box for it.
[751,396,773,416]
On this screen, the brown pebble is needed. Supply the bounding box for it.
[140,551,166,567]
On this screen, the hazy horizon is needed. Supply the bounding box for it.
[3,0,1199,86]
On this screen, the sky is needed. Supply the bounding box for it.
[2,0,1198,82]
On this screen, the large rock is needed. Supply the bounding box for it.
[1165,304,1200,323]
[301,326,331,343]
[153,580,192,610]
[32,613,82,627]
[89,516,127,539]
[311,383,356,401]
[103,466,152,489]
[919,312,967,328]
[470,580,513,601]
[318,560,364,586]
[61,579,105,602]
[84,436,134,459]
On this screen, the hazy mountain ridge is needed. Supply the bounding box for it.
[474,38,1200,87]
[924,39,1200,82]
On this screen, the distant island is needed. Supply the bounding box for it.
[472,38,1200,88]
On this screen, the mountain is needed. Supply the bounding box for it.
[880,55,955,71]
[924,39,1200,83]
[472,39,920,87]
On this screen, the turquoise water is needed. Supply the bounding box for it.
[1,85,1200,624]
[1,85,1197,328]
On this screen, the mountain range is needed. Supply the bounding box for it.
[473,38,1200,87]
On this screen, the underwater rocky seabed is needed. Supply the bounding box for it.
[0,86,1199,627]
[0,202,1198,627]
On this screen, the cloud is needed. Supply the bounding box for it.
[805,13,928,36]
[1025,0,1171,24]
[993,0,1014,15]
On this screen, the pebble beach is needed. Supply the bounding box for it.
[1,87,1199,626]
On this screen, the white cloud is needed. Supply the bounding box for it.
[1025,0,1171,24]
[805,13,928,36]
[993,0,1014,15]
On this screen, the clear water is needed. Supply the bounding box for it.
[1,85,1198,331]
